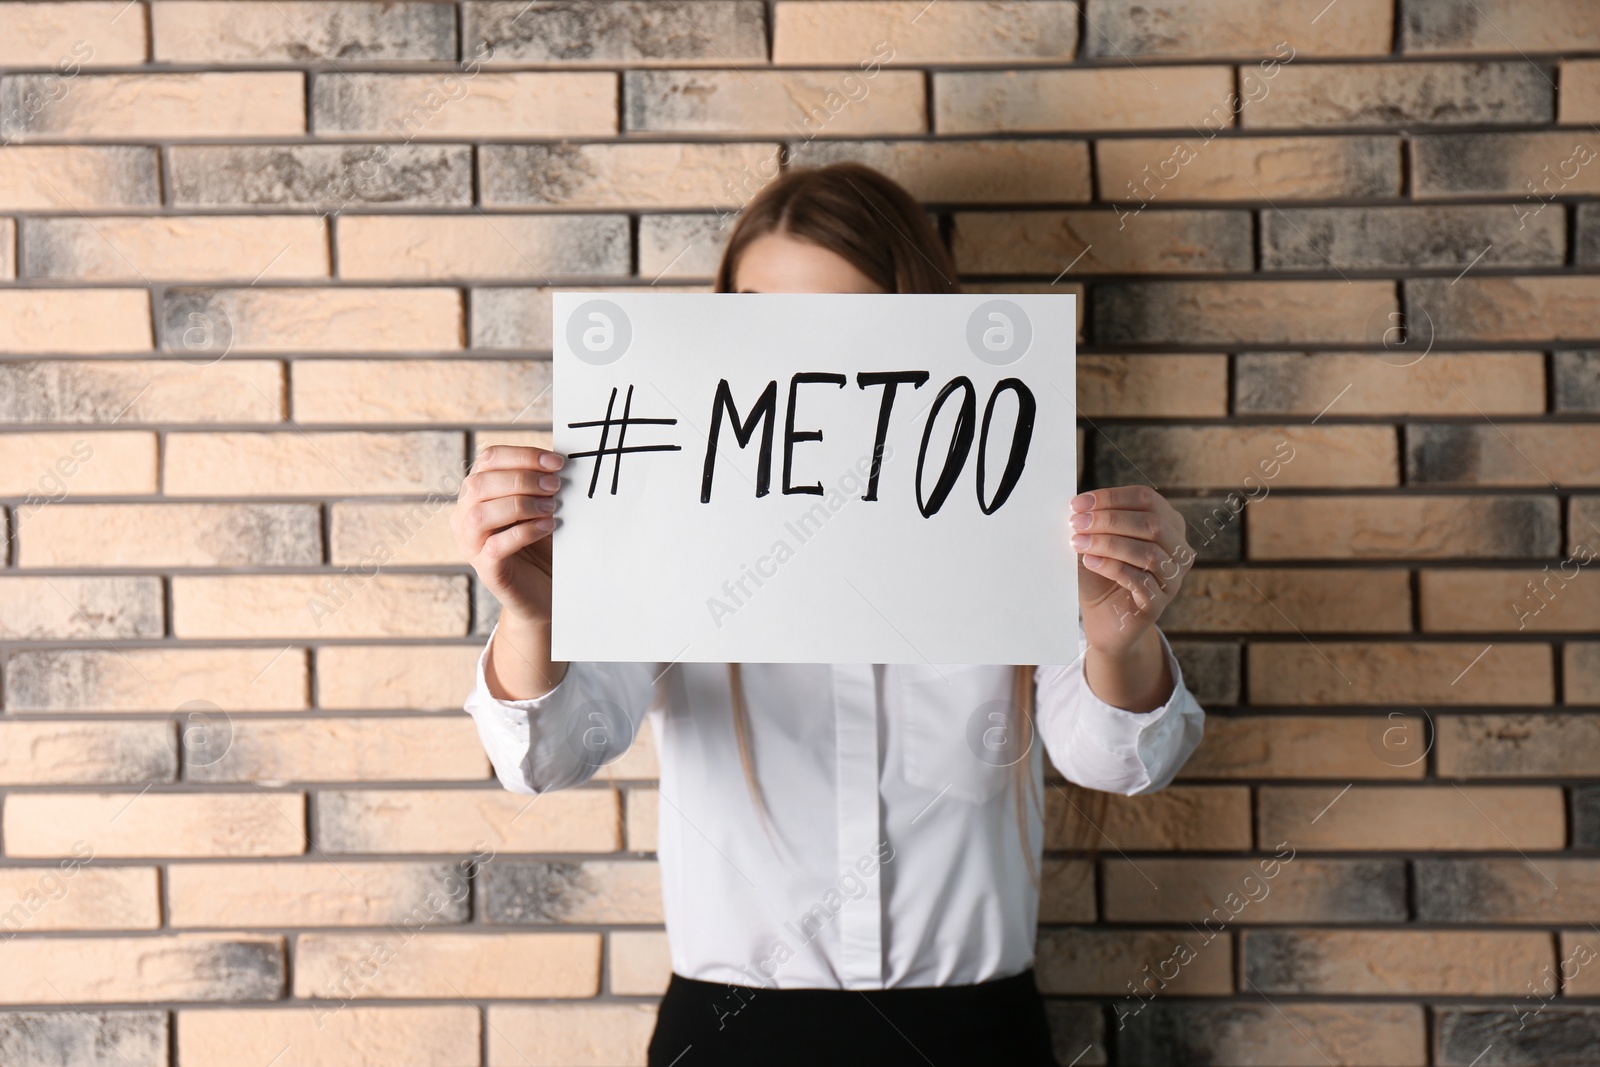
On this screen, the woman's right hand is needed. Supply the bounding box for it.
[453,444,565,625]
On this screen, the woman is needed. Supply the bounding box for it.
[454,162,1205,1066]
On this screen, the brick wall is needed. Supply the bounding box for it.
[1,0,1598,1064]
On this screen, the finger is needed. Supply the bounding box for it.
[472,444,566,475]
[465,466,566,505]
[1082,554,1163,612]
[1069,507,1172,546]
[481,516,556,561]
[1071,533,1172,583]
[1071,485,1162,513]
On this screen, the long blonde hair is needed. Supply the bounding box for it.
[708,162,1107,879]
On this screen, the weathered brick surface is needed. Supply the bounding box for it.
[3,5,1597,1063]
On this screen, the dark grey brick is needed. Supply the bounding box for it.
[1043,1001,1105,1066]
[1415,858,1600,922]
[1405,423,1483,484]
[157,1,457,63]
[1437,1006,1600,1066]
[169,145,473,209]
[1261,205,1564,271]
[1169,642,1241,706]
[482,861,597,922]
[1579,204,1600,265]
[480,144,602,207]
[1171,497,1243,562]
[464,1,767,63]
[469,288,550,350]
[1120,1002,1424,1066]
[1241,61,1553,128]
[0,1011,167,1067]
[1401,0,1509,52]
[1574,785,1600,848]
[474,575,503,634]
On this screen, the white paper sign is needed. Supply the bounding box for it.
[551,292,1077,665]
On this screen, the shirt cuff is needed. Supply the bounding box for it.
[469,615,571,724]
[1077,626,1189,727]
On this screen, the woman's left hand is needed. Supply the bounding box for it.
[1070,484,1194,660]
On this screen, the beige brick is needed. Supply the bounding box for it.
[153,1,456,63]
[0,2,147,66]
[1,73,303,138]
[481,142,785,209]
[17,502,319,568]
[161,287,463,354]
[935,66,1234,133]
[3,645,309,714]
[21,217,328,281]
[600,716,660,781]
[316,788,621,853]
[295,931,600,998]
[791,139,1091,203]
[1104,857,1406,923]
[1249,495,1561,561]
[1098,135,1401,201]
[1249,642,1552,705]
[1259,785,1565,850]
[1039,858,1095,923]
[1180,716,1429,780]
[1411,424,1600,486]
[316,644,483,710]
[331,500,458,567]
[1437,713,1600,778]
[313,72,616,137]
[172,574,467,639]
[186,716,490,783]
[609,930,671,995]
[178,1006,479,1067]
[1247,930,1551,996]
[1412,131,1600,198]
[1084,0,1390,57]
[626,70,924,135]
[292,358,552,423]
[0,359,283,426]
[1562,933,1600,996]
[0,935,284,1003]
[626,787,658,852]
[1241,62,1551,128]
[487,1003,655,1066]
[0,290,150,353]
[0,721,175,785]
[1421,568,1600,632]
[1164,568,1413,633]
[168,861,475,928]
[775,1,1076,64]
[3,792,307,858]
[1403,0,1600,52]
[1046,786,1253,851]
[0,866,160,932]
[1563,59,1600,123]
[1234,352,1546,416]
[0,575,162,639]
[1092,426,1398,489]
[954,210,1251,275]
[1035,928,1233,995]
[1077,355,1227,418]
[1095,280,1396,345]
[475,428,557,451]
[162,431,463,497]
[336,215,627,281]
[0,218,13,280]
[0,146,160,209]
[465,0,768,65]
[0,431,156,495]
[1410,276,1600,342]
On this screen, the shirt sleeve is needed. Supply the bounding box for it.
[1033,625,1206,797]
[461,616,659,795]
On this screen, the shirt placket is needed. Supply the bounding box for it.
[830,663,884,988]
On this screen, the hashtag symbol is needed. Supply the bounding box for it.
[567,384,682,498]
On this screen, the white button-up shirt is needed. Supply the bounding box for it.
[463,620,1205,991]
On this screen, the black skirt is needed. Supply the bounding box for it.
[646,967,1060,1067]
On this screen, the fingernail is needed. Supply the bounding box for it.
[539,474,561,491]
[533,517,555,532]
[1069,512,1092,530]
[1071,492,1094,509]
[534,496,557,513]
[1083,553,1103,568]
[539,452,565,471]
[1070,533,1089,550]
